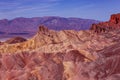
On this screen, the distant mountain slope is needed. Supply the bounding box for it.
[0,16,99,33]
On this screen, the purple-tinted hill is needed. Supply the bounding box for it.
[0,16,99,39]
[0,16,99,33]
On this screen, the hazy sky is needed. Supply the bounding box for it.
[0,0,120,21]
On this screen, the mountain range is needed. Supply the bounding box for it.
[0,17,99,39]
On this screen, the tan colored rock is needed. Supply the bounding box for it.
[0,13,120,80]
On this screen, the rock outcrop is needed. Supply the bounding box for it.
[0,41,3,45]
[110,13,120,24]
[90,13,120,33]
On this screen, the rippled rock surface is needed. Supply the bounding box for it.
[0,13,120,80]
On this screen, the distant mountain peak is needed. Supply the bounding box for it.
[0,16,99,39]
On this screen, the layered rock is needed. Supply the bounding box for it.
[0,50,88,80]
[110,13,120,24]
[0,13,120,80]
[0,43,120,80]
[0,41,2,45]
[80,42,120,80]
[90,13,120,33]
[0,24,120,59]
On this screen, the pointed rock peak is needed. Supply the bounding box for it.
[38,25,50,34]
[39,25,49,32]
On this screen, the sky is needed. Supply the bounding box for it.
[0,0,120,21]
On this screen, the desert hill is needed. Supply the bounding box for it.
[0,13,120,80]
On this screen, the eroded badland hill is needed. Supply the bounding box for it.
[0,13,120,80]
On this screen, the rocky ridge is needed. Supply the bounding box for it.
[0,13,120,80]
[90,13,120,33]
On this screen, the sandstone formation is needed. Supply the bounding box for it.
[0,13,120,80]
[0,41,3,45]
[90,13,120,33]
[0,25,119,58]
[0,43,120,80]
[110,13,120,24]
[0,50,87,80]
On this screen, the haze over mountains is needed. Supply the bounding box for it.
[0,16,99,39]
